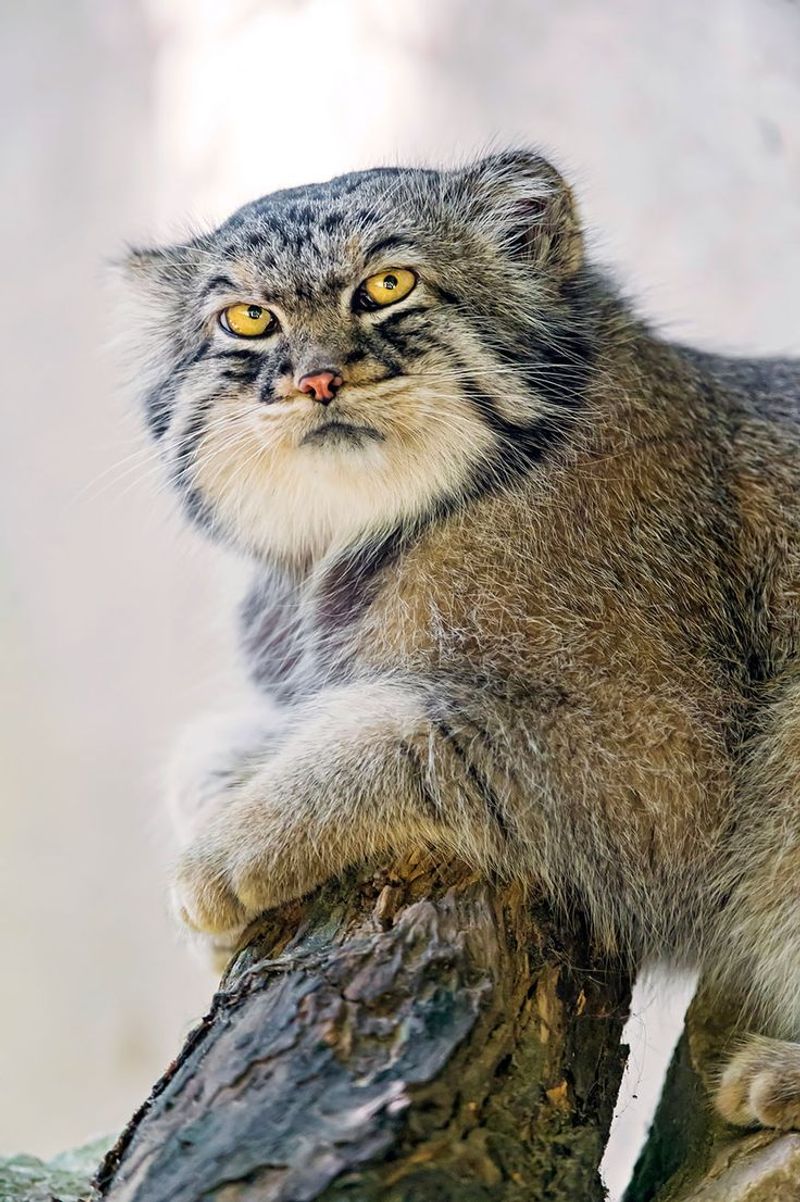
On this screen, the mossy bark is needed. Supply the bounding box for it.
[0,1138,112,1202]
[93,856,630,1202]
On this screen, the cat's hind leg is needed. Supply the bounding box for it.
[716,1037,800,1129]
[710,677,800,1128]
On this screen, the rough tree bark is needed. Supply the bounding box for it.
[89,855,631,1202]
[7,862,800,1200]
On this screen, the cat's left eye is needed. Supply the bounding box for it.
[356,268,417,310]
[219,303,278,338]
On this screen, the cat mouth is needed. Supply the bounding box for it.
[301,420,385,448]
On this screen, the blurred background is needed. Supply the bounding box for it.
[1,1,798,1197]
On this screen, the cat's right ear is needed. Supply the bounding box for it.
[112,240,207,369]
[110,242,205,421]
[116,242,203,302]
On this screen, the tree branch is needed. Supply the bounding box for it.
[94,856,630,1202]
[13,864,800,1201]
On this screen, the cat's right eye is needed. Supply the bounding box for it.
[219,303,278,338]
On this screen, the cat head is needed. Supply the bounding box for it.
[122,150,593,564]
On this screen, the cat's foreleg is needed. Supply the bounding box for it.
[171,678,521,936]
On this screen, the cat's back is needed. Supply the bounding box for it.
[665,344,800,671]
[679,345,800,440]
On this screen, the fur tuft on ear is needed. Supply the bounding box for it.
[460,149,583,280]
[116,240,205,298]
[108,238,209,428]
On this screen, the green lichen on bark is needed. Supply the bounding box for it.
[0,1137,111,1202]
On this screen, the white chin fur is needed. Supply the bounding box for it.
[189,390,497,561]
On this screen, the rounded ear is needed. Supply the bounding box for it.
[115,240,204,300]
[108,239,208,415]
[460,149,583,280]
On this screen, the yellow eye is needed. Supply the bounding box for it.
[360,268,417,309]
[219,303,277,338]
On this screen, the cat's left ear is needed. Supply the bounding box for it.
[461,150,583,280]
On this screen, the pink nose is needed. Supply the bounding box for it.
[297,369,343,404]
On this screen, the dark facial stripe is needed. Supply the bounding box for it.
[374,311,433,361]
[374,304,429,331]
[428,282,461,306]
[181,483,218,535]
[203,346,264,385]
[145,340,210,439]
[461,372,575,492]
[199,275,237,301]
[145,377,178,440]
[357,329,404,377]
[209,348,261,360]
[363,234,417,262]
[170,389,215,502]
[380,327,435,359]
[490,274,598,413]
[221,366,261,385]
[259,369,287,404]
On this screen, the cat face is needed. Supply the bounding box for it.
[123,151,590,563]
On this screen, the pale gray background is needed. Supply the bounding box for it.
[2,2,798,1197]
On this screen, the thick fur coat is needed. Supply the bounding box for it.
[124,151,800,1128]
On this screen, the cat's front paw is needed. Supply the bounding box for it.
[171,790,331,936]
